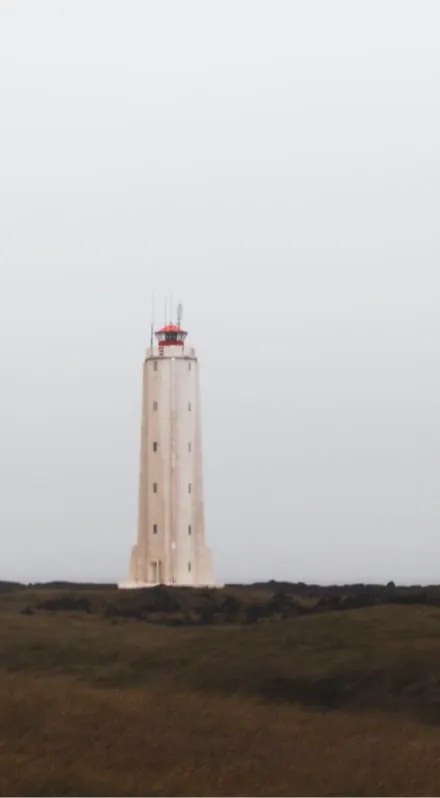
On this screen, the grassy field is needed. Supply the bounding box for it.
[3,585,440,795]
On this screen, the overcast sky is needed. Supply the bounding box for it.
[0,0,439,585]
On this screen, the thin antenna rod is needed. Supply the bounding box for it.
[150,295,155,348]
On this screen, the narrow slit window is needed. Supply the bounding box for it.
[188,401,192,411]
[153,401,158,411]
[188,562,192,573]
[188,525,192,536]
[153,442,158,452]
[188,483,192,494]
[153,524,158,535]
[188,442,192,453]
[153,361,158,371]
[153,482,158,493]
[188,361,192,371]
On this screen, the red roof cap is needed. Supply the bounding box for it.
[156,324,186,334]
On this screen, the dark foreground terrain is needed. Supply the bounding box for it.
[3,581,440,795]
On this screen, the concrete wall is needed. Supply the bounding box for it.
[127,344,215,587]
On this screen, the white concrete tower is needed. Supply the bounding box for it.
[120,312,216,588]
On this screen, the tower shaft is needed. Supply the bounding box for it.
[121,324,215,588]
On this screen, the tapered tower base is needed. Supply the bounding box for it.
[118,581,223,590]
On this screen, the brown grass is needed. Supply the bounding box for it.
[2,588,440,795]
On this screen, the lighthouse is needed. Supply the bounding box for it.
[120,308,216,588]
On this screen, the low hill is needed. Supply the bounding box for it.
[3,584,440,795]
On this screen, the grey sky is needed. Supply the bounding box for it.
[0,0,439,584]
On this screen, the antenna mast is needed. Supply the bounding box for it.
[150,295,155,348]
[177,302,183,329]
